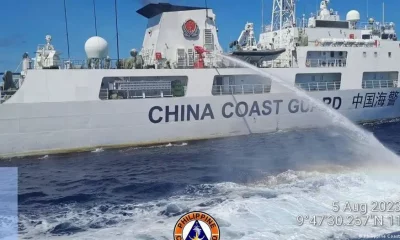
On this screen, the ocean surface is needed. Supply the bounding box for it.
[2,119,400,240]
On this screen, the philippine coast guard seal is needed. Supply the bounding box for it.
[173,211,220,240]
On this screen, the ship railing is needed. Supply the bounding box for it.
[306,59,347,68]
[295,81,341,91]
[212,84,272,95]
[61,59,119,69]
[362,79,398,89]
[260,59,293,68]
[359,21,393,30]
[99,88,109,100]
[99,83,188,100]
[104,88,175,99]
[34,58,247,70]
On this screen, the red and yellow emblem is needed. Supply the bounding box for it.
[182,19,200,38]
[173,211,220,240]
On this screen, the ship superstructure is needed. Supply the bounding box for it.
[233,0,399,91]
[0,2,399,158]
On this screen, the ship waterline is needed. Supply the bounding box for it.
[1,87,399,158]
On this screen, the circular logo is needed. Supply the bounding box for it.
[173,211,220,240]
[182,19,200,38]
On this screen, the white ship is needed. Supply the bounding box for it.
[1,0,399,158]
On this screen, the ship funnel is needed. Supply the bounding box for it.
[137,3,223,68]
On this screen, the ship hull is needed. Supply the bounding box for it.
[1,88,399,158]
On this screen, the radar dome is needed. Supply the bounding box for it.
[84,36,108,59]
[346,10,360,22]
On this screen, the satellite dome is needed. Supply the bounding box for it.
[84,36,108,59]
[346,10,360,22]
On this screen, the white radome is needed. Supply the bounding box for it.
[346,10,360,22]
[84,36,109,59]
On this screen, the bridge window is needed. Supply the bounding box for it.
[362,34,371,39]
[306,51,347,67]
[211,74,271,95]
[98,76,188,100]
[295,73,342,91]
[389,52,392,58]
[362,71,399,89]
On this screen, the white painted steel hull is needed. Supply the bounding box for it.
[1,88,399,158]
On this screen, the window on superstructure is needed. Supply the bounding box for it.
[362,35,371,39]
[363,52,366,57]
[295,73,342,91]
[374,52,378,57]
[211,74,272,95]
[306,51,348,67]
[98,76,188,100]
[389,52,392,58]
[362,71,399,89]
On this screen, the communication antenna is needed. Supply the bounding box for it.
[261,0,264,32]
[204,0,209,31]
[366,0,369,18]
[63,0,70,59]
[271,0,296,31]
[114,0,120,63]
[93,0,98,36]
[382,2,385,25]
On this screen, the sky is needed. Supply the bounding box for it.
[0,0,397,71]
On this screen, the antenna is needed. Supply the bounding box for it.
[261,0,264,32]
[114,0,120,63]
[367,0,369,18]
[63,0,70,59]
[204,0,208,17]
[93,0,98,36]
[271,0,296,31]
[382,2,385,25]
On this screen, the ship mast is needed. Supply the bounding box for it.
[270,0,296,32]
[63,0,70,60]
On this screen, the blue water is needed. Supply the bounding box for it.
[1,120,400,239]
